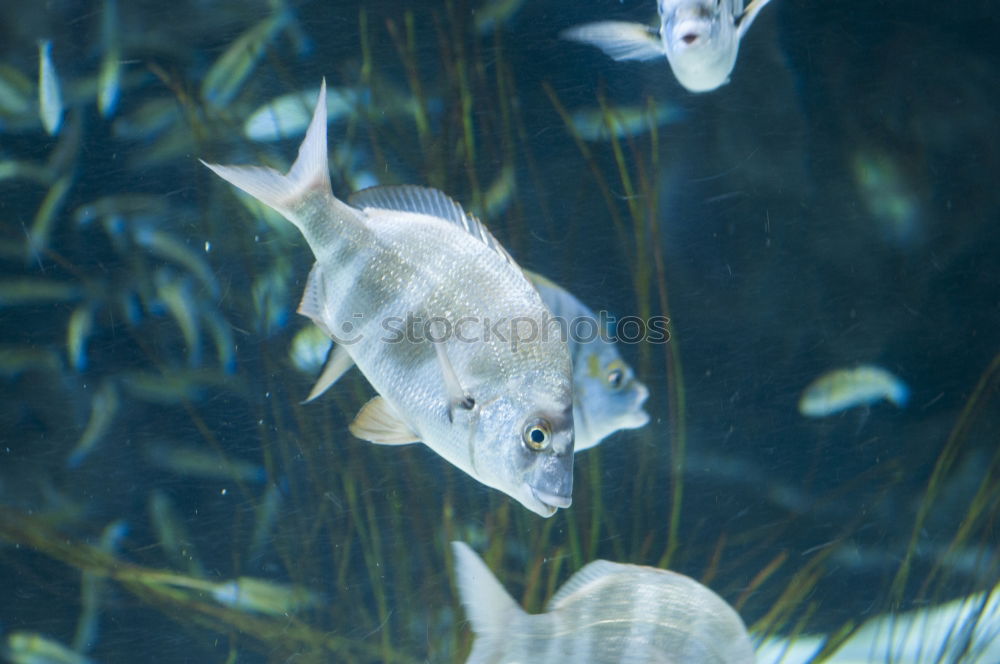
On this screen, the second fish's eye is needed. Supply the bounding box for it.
[522,419,551,450]
[607,368,624,390]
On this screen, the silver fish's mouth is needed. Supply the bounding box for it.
[671,19,711,49]
[531,487,572,510]
[626,408,651,428]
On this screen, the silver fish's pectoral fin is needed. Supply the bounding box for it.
[201,80,332,227]
[297,263,333,333]
[303,344,355,403]
[737,0,773,38]
[560,21,666,61]
[431,339,475,422]
[349,396,420,445]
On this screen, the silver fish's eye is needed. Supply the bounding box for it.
[607,368,625,390]
[522,419,551,451]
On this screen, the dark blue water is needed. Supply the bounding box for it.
[0,1,997,662]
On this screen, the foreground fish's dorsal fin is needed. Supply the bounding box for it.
[201,80,333,227]
[560,21,666,62]
[546,559,625,610]
[303,344,355,403]
[737,0,773,38]
[431,338,475,422]
[451,541,525,635]
[348,185,521,270]
[349,396,420,445]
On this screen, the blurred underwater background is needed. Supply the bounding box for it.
[0,0,998,661]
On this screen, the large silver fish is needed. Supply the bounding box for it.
[202,82,575,517]
[562,0,773,93]
[452,541,756,663]
[526,271,649,452]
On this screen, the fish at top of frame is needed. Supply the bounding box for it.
[562,0,774,93]
[202,81,575,518]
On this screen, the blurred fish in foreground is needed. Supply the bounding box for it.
[757,581,1000,663]
[474,0,527,35]
[200,7,294,108]
[37,39,63,135]
[561,0,774,93]
[570,103,684,142]
[144,441,266,484]
[852,148,922,247]
[203,82,575,518]
[452,541,755,663]
[527,271,650,452]
[243,85,369,141]
[798,364,909,417]
[3,631,94,664]
[72,520,128,653]
[97,0,120,117]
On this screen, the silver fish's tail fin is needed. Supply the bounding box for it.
[451,541,524,636]
[201,79,334,235]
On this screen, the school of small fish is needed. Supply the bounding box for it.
[0,0,947,661]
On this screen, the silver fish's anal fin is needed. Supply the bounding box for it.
[349,396,420,445]
[303,344,355,403]
[560,21,666,61]
[201,79,333,226]
[737,0,773,38]
[348,185,522,272]
[450,541,525,636]
[431,338,474,422]
[546,559,624,610]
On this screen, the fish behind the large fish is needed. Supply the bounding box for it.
[202,82,575,517]
[526,271,649,452]
[452,541,756,663]
[562,0,773,93]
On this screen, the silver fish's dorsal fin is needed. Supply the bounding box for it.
[737,0,773,38]
[546,559,625,610]
[350,184,468,225]
[202,80,333,230]
[303,344,355,403]
[560,21,666,62]
[349,396,420,445]
[348,185,521,270]
[451,541,525,635]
